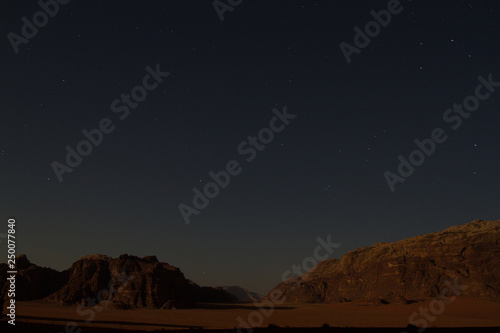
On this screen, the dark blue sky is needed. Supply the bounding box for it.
[1,0,499,294]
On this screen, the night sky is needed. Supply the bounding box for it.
[1,0,499,294]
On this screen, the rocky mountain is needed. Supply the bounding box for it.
[266,219,500,304]
[47,254,235,308]
[1,254,234,309]
[0,255,68,301]
[220,286,262,302]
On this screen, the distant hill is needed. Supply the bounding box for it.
[219,286,262,302]
[266,219,500,304]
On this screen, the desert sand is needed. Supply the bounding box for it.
[4,297,500,331]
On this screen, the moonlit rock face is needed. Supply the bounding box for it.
[267,220,500,304]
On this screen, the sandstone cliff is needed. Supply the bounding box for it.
[266,219,500,304]
[47,254,234,308]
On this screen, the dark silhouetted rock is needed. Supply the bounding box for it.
[0,255,68,302]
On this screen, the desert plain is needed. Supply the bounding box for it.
[2,297,500,332]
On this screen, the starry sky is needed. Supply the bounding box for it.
[0,0,499,294]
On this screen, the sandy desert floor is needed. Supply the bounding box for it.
[3,297,500,331]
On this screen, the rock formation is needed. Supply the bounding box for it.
[47,254,234,308]
[0,255,68,302]
[266,219,500,304]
